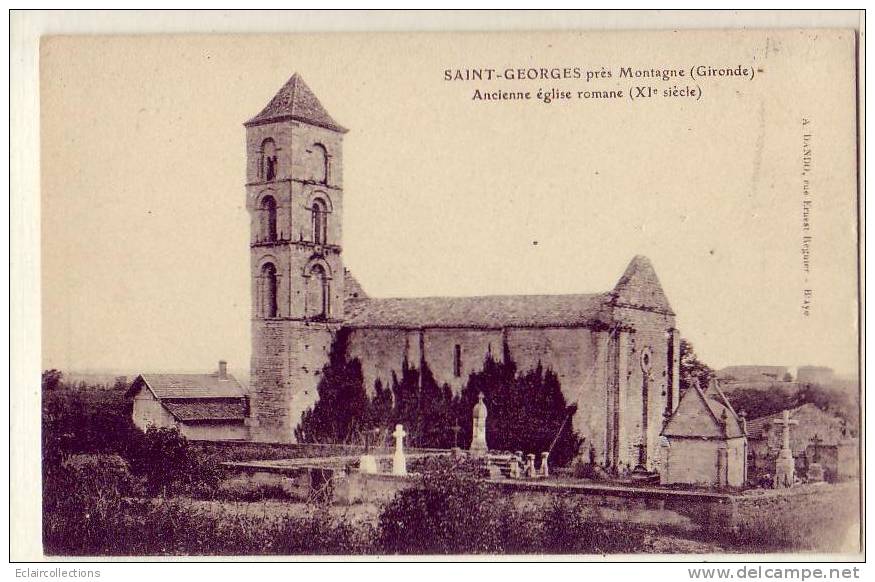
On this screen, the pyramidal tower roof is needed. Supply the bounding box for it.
[245,73,347,133]
[608,255,675,315]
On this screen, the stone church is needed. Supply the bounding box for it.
[245,74,681,471]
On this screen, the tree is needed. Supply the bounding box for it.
[42,369,64,391]
[414,362,456,448]
[294,330,368,444]
[126,425,195,496]
[367,378,393,441]
[456,343,582,467]
[678,338,714,394]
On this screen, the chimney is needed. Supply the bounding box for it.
[218,360,228,380]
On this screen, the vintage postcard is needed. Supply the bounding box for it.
[24,20,863,562]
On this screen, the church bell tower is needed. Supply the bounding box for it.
[244,73,348,442]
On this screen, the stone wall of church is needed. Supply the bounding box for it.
[612,305,678,471]
[423,328,506,392]
[345,325,614,461]
[250,319,336,442]
[245,120,343,189]
[505,327,610,461]
[345,328,422,391]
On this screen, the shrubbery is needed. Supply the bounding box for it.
[43,453,649,556]
[295,335,582,466]
[378,456,644,554]
[43,457,372,555]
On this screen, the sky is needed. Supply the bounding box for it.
[39,30,859,378]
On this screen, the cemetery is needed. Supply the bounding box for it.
[213,386,860,541]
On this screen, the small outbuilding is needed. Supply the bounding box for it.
[127,361,251,441]
[660,379,747,488]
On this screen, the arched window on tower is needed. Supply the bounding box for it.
[309,144,328,184]
[308,264,329,319]
[261,262,278,318]
[311,198,327,244]
[260,139,278,181]
[260,195,277,242]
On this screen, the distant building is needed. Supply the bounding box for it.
[717,365,789,383]
[745,403,856,482]
[660,380,747,487]
[127,361,250,441]
[796,366,835,385]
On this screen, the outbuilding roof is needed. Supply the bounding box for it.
[128,372,248,424]
[132,373,246,399]
[161,399,248,422]
[744,403,844,442]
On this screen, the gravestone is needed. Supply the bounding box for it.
[525,453,537,478]
[508,454,521,479]
[392,424,408,476]
[470,392,488,456]
[772,410,798,488]
[540,452,550,477]
[806,434,825,482]
[359,454,378,474]
[359,428,379,474]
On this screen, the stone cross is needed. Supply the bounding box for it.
[772,410,798,488]
[773,409,799,452]
[451,424,461,449]
[392,423,408,476]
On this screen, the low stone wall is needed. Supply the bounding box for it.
[730,481,859,528]
[191,439,449,463]
[487,480,735,533]
[219,455,858,539]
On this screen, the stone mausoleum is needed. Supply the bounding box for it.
[244,74,682,471]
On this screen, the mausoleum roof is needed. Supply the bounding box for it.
[245,73,347,132]
[662,380,745,439]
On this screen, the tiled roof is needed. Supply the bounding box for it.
[745,412,782,440]
[743,404,836,440]
[608,255,675,315]
[245,73,347,132]
[662,379,745,439]
[162,399,247,422]
[344,269,370,319]
[706,397,745,438]
[135,373,246,399]
[344,292,613,330]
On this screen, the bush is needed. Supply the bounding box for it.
[43,455,145,555]
[126,425,222,497]
[377,456,650,555]
[43,456,375,556]
[379,456,506,554]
